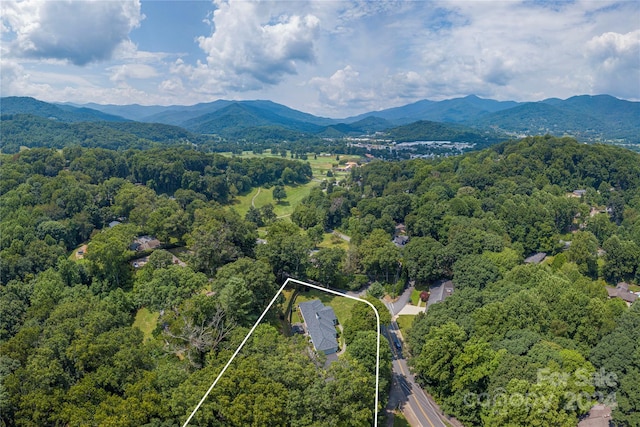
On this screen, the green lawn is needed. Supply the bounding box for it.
[410,288,422,306]
[304,154,360,179]
[219,150,360,174]
[317,231,349,250]
[133,307,159,342]
[226,150,361,219]
[290,288,360,326]
[230,180,320,218]
[396,314,416,339]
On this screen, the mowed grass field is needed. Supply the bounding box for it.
[230,181,318,218]
[224,150,361,218]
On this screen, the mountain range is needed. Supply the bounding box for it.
[2,94,638,144]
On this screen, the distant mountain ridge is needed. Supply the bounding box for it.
[2,94,638,144]
[344,95,520,124]
[2,96,129,123]
[70,93,639,143]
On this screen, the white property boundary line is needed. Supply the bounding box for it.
[182,277,381,427]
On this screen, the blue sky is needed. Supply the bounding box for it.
[1,0,639,117]
[132,1,211,57]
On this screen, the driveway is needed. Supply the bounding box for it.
[384,284,414,316]
[397,304,425,315]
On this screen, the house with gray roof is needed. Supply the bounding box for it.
[606,282,638,305]
[298,300,339,355]
[524,252,547,264]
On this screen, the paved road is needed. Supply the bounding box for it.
[384,322,447,427]
[381,286,448,427]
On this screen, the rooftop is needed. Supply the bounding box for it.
[606,282,638,304]
[298,300,338,354]
[524,252,547,264]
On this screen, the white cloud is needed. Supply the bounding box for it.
[1,0,143,65]
[301,0,640,115]
[191,0,319,90]
[1,0,638,115]
[109,63,158,83]
[310,66,369,107]
[586,30,640,97]
[159,77,184,95]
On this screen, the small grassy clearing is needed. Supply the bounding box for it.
[396,314,416,339]
[317,232,349,250]
[133,307,159,342]
[230,180,320,218]
[287,287,359,327]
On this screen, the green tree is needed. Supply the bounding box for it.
[256,221,311,280]
[586,213,617,244]
[403,236,447,284]
[307,224,324,247]
[608,193,625,225]
[260,203,277,224]
[343,298,390,344]
[602,235,640,283]
[86,224,137,292]
[146,249,174,269]
[245,205,264,226]
[212,257,277,315]
[367,281,385,299]
[310,247,345,287]
[482,248,522,275]
[186,209,257,276]
[273,185,287,203]
[453,254,500,290]
[133,265,207,311]
[216,277,255,326]
[358,229,400,283]
[412,322,467,395]
[281,166,296,184]
[566,231,599,277]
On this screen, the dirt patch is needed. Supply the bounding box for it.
[74,244,88,260]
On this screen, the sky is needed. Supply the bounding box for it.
[1,0,639,118]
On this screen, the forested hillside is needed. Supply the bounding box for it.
[1,97,128,123]
[292,136,640,426]
[1,136,639,426]
[349,136,639,426]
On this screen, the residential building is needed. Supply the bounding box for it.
[606,282,638,305]
[298,300,339,355]
[524,252,547,264]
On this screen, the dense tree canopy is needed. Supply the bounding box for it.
[2,136,640,426]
